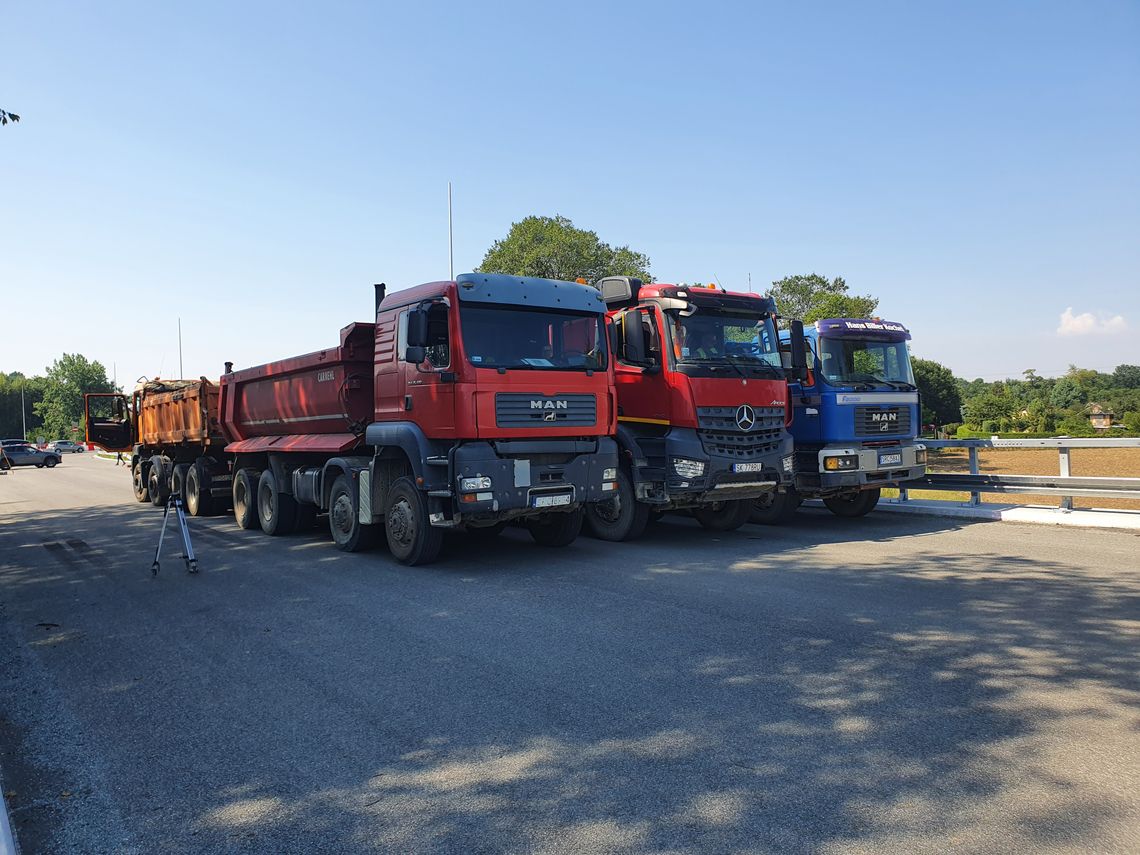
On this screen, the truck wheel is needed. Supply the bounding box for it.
[329,474,379,552]
[527,507,584,547]
[170,464,191,506]
[823,488,881,518]
[583,470,649,542]
[258,469,297,536]
[750,489,801,525]
[149,460,170,507]
[232,468,262,530]
[185,462,213,517]
[693,499,752,532]
[133,462,150,503]
[384,477,442,565]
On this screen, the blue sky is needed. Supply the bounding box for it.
[2,0,1137,387]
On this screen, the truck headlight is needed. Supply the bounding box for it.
[672,458,706,479]
[459,476,492,492]
[823,454,859,471]
[914,447,927,464]
[603,467,617,481]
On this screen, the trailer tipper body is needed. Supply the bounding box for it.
[752,318,927,522]
[88,274,618,565]
[582,277,805,541]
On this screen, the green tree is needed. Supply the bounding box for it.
[1123,411,1140,433]
[32,354,114,440]
[1049,376,1084,410]
[0,108,19,126]
[964,392,1014,427]
[478,215,651,283]
[768,273,878,322]
[1113,364,1140,389]
[0,373,46,439]
[911,357,962,426]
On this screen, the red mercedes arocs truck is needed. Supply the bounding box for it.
[582,276,806,541]
[87,274,619,565]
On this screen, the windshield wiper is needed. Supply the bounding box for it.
[724,355,781,379]
[877,379,917,391]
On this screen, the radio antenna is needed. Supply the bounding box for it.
[448,181,454,281]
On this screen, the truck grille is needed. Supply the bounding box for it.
[854,406,911,436]
[696,406,784,459]
[495,393,596,428]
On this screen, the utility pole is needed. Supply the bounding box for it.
[178,319,184,378]
[21,385,26,438]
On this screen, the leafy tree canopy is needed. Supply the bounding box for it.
[769,273,878,323]
[1112,364,1140,389]
[912,357,962,425]
[0,108,19,126]
[32,354,114,440]
[478,215,651,284]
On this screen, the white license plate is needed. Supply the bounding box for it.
[733,462,764,473]
[878,452,903,466]
[533,493,572,508]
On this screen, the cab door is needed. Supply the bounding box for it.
[613,307,669,424]
[85,393,134,451]
[402,302,456,437]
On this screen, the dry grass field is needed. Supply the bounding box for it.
[896,447,1140,510]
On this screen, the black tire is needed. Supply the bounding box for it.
[257,468,297,536]
[823,488,881,518]
[384,476,442,565]
[466,521,508,539]
[750,489,801,525]
[132,461,150,503]
[583,469,649,542]
[170,464,191,505]
[527,507,584,547]
[149,460,170,507]
[185,461,214,517]
[693,498,753,532]
[328,474,379,552]
[35,463,44,468]
[232,468,261,530]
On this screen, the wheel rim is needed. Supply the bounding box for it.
[235,480,248,512]
[331,494,354,537]
[387,497,415,549]
[260,486,275,521]
[594,493,622,524]
[754,492,775,510]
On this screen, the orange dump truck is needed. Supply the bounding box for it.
[87,378,231,515]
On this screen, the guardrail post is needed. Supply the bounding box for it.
[968,445,980,506]
[1059,446,1073,511]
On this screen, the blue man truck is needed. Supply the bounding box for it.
[752,318,927,522]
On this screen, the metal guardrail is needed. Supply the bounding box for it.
[897,437,1140,509]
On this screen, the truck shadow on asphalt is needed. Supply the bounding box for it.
[2,503,1138,853]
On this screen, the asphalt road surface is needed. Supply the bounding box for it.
[1,454,1138,854]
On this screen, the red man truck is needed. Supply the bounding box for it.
[582,277,806,541]
[87,274,619,565]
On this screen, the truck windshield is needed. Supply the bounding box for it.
[460,305,608,371]
[666,309,782,371]
[818,337,915,387]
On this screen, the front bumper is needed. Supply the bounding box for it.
[811,442,927,491]
[633,427,795,508]
[444,438,619,522]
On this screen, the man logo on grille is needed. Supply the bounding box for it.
[735,404,756,432]
[544,410,557,422]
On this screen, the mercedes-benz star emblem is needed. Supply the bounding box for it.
[735,404,756,432]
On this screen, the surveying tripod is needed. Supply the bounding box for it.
[151,495,199,575]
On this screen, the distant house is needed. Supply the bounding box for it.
[1085,403,1115,430]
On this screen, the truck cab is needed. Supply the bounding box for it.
[755,317,927,521]
[583,277,804,541]
[355,273,619,561]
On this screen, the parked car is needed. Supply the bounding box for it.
[0,444,61,468]
[48,440,86,453]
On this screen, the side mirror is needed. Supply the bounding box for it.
[407,309,429,348]
[622,312,647,364]
[788,320,808,381]
[405,346,426,364]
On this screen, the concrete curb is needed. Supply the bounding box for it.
[873,498,1140,530]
